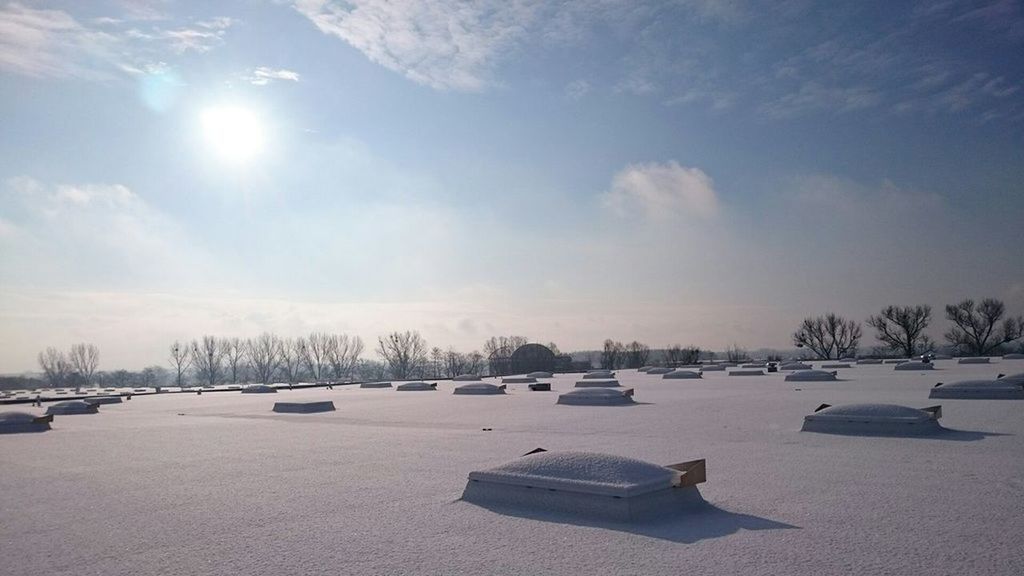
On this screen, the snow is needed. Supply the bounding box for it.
[83,396,123,405]
[894,361,934,371]
[453,383,506,395]
[699,364,726,371]
[466,451,675,497]
[1000,372,1024,386]
[801,403,944,436]
[526,371,553,379]
[1003,353,1024,360]
[645,367,672,374]
[958,357,991,364]
[583,371,617,378]
[502,377,537,384]
[574,379,621,388]
[2,361,1024,575]
[784,370,839,382]
[44,401,99,415]
[779,362,811,370]
[929,379,1024,400]
[395,381,436,391]
[663,370,702,379]
[241,384,277,393]
[557,388,636,406]
[453,374,481,381]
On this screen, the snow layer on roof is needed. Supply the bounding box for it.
[0,411,51,433]
[699,364,726,371]
[453,374,481,381]
[241,384,277,393]
[780,362,811,370]
[958,357,991,364]
[785,370,838,382]
[45,401,99,415]
[1000,372,1024,386]
[729,369,764,376]
[360,382,392,389]
[930,379,1024,399]
[526,371,553,378]
[574,379,621,388]
[454,383,506,395]
[557,388,635,406]
[502,377,537,384]
[645,367,672,374]
[83,396,122,405]
[663,370,701,379]
[468,451,674,497]
[395,381,435,391]
[895,361,934,371]
[583,371,616,378]
[637,366,654,372]
[802,403,943,436]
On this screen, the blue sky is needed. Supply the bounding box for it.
[1,0,1022,371]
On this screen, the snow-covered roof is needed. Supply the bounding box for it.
[802,403,943,436]
[453,374,481,381]
[360,382,392,389]
[526,371,553,378]
[662,370,701,379]
[45,401,99,415]
[894,361,934,371]
[453,383,506,395]
[396,381,436,391]
[645,367,673,375]
[785,370,838,382]
[557,388,635,406]
[637,366,654,372]
[699,364,726,371]
[1000,372,1024,386]
[241,384,278,393]
[929,379,1024,399]
[468,451,674,497]
[574,379,620,388]
[583,371,616,378]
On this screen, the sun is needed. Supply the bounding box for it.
[200,105,265,162]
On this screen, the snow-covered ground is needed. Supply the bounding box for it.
[2,359,1022,575]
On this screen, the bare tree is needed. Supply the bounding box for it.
[278,337,306,384]
[169,341,192,388]
[327,334,364,380]
[221,337,247,384]
[792,313,862,359]
[867,305,933,358]
[303,332,333,382]
[546,342,561,355]
[665,344,701,366]
[68,343,100,387]
[624,341,650,368]
[465,351,485,375]
[725,344,748,363]
[442,348,467,378]
[378,331,428,379]
[600,339,625,369]
[247,333,281,385]
[431,347,444,378]
[38,347,70,387]
[944,298,1023,356]
[191,336,226,387]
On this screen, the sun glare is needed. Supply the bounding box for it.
[200,105,265,162]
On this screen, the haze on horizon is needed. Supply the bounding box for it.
[1,0,1022,372]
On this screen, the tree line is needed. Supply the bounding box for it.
[793,298,1023,359]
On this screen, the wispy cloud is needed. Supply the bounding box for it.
[293,0,539,91]
[601,161,720,221]
[0,3,235,79]
[245,66,301,85]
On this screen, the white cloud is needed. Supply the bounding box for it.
[0,177,210,289]
[245,66,301,85]
[0,3,235,78]
[292,0,538,91]
[564,78,590,100]
[602,161,720,220]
